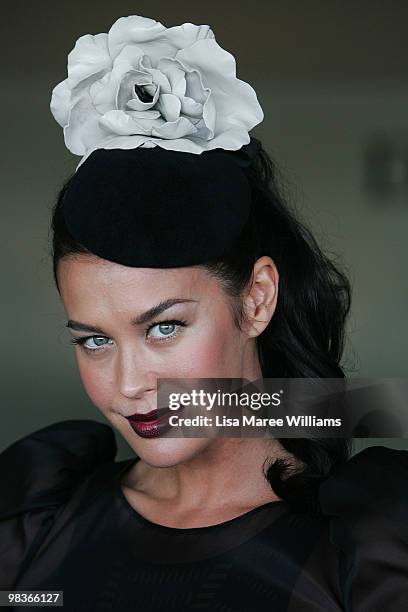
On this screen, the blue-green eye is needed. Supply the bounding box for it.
[149,323,175,337]
[71,336,113,351]
[146,319,188,342]
[85,336,111,348]
[70,319,189,352]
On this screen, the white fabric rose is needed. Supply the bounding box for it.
[50,15,263,164]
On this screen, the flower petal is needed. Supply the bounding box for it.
[126,84,159,111]
[180,96,203,118]
[143,84,157,97]
[126,109,161,119]
[176,38,263,134]
[134,73,152,86]
[158,58,186,98]
[108,17,214,66]
[67,33,111,89]
[89,72,120,114]
[64,95,108,155]
[148,137,206,153]
[50,80,71,127]
[117,70,156,110]
[151,116,197,139]
[201,94,216,139]
[99,109,164,136]
[111,44,144,74]
[156,93,181,123]
[76,134,156,168]
[183,69,207,105]
[196,126,250,151]
[76,123,248,168]
[141,65,171,94]
[162,22,215,51]
[108,15,167,61]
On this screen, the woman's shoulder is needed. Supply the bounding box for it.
[0,419,117,588]
[319,444,408,518]
[318,444,408,610]
[0,419,117,516]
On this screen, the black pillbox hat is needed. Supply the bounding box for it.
[62,140,260,268]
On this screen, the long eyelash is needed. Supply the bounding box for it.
[69,319,188,351]
[70,337,108,348]
[70,336,110,354]
[145,319,188,340]
[70,337,97,351]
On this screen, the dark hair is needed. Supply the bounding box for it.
[50,139,353,515]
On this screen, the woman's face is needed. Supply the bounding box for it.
[58,254,261,467]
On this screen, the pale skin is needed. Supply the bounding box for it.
[58,254,295,528]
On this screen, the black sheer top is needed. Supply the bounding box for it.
[0,420,407,611]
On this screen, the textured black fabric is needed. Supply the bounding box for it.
[62,144,255,268]
[1,420,407,611]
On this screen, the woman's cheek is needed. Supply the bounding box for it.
[179,326,231,376]
[77,357,113,411]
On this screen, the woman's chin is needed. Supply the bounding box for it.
[109,412,213,467]
[128,437,212,468]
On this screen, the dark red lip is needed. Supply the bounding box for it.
[125,407,171,422]
[125,407,181,439]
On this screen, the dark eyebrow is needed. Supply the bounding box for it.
[66,321,106,334]
[66,298,198,333]
[130,298,198,325]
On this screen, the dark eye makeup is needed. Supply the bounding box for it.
[70,318,189,352]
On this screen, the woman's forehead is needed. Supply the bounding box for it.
[57,256,234,329]
[58,255,216,298]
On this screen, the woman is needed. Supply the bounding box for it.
[1,14,407,611]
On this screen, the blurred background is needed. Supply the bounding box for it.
[2,0,407,458]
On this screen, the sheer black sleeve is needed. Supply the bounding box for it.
[318,445,408,611]
[0,419,116,589]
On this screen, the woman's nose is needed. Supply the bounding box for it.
[116,348,156,399]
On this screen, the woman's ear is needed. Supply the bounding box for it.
[243,256,279,337]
